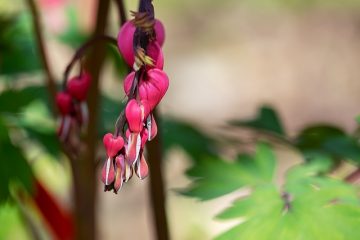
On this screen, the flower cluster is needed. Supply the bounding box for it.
[56,73,91,141]
[101,9,169,193]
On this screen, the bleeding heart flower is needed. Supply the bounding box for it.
[125,99,150,133]
[126,132,141,166]
[114,155,126,192]
[117,20,165,68]
[146,114,157,141]
[103,133,125,158]
[101,157,115,186]
[66,73,91,101]
[124,69,169,110]
[56,92,72,115]
[135,154,149,180]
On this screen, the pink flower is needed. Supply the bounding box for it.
[117,20,165,68]
[125,99,150,133]
[103,133,125,158]
[56,92,73,141]
[124,69,169,110]
[66,73,91,126]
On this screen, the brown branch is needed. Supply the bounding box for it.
[26,0,57,114]
[345,168,360,183]
[62,35,117,88]
[69,0,112,240]
[114,0,128,26]
[146,109,170,240]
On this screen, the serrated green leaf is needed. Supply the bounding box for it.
[182,143,276,200]
[215,158,360,240]
[229,106,285,136]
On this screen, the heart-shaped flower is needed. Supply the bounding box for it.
[56,92,72,115]
[101,157,115,186]
[103,133,125,158]
[135,154,149,180]
[114,155,126,192]
[124,69,169,110]
[66,73,91,101]
[117,20,165,67]
[125,99,150,133]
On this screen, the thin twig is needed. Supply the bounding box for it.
[147,109,170,240]
[63,35,117,88]
[26,0,57,114]
[114,0,128,26]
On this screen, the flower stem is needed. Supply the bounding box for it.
[26,0,57,114]
[146,109,170,240]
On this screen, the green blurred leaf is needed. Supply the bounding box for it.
[230,106,285,136]
[162,118,217,160]
[295,125,360,165]
[181,143,276,200]
[0,203,32,240]
[356,115,360,125]
[0,89,38,114]
[0,14,41,75]
[0,118,33,203]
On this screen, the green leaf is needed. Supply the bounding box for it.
[162,118,217,160]
[356,115,360,125]
[295,125,360,165]
[0,14,41,75]
[0,118,33,203]
[181,143,276,200]
[0,89,43,114]
[215,158,360,240]
[229,106,285,136]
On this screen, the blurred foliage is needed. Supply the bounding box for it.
[230,106,285,136]
[183,143,360,240]
[0,13,41,76]
[230,105,360,166]
[0,203,31,240]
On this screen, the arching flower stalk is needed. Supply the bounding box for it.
[101,0,169,193]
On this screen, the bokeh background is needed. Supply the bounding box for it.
[1,0,360,239]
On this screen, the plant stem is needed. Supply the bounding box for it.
[63,35,117,88]
[26,0,57,113]
[114,0,128,26]
[146,109,170,240]
[70,0,111,240]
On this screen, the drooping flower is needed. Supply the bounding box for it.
[117,20,165,68]
[66,73,91,126]
[56,92,73,141]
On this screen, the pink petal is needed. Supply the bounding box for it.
[114,155,125,192]
[103,133,125,158]
[117,20,165,68]
[66,73,91,101]
[101,157,115,186]
[154,20,165,47]
[56,92,72,115]
[125,99,150,132]
[135,154,149,180]
[147,114,158,141]
[57,115,71,141]
[126,132,141,165]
